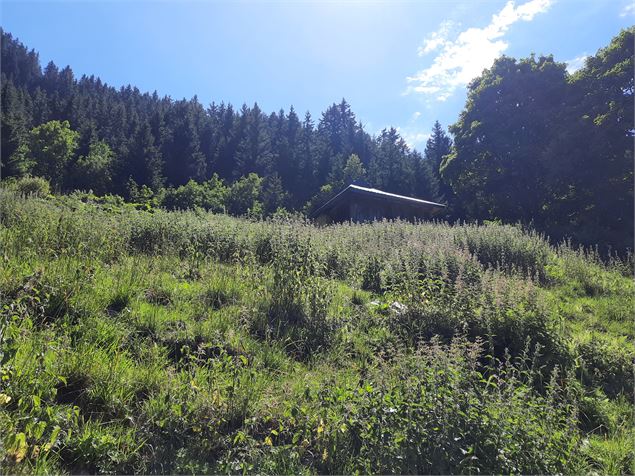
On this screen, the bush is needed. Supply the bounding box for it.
[576,339,634,397]
[161,175,228,212]
[241,339,583,474]
[386,264,567,375]
[455,223,552,281]
[4,175,51,197]
[226,173,263,216]
[254,232,334,358]
[361,256,383,292]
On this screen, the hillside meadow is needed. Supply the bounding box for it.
[0,189,633,474]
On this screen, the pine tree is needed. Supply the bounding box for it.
[127,120,164,190]
[1,80,30,177]
[423,121,452,201]
[369,128,415,195]
[270,108,291,186]
[0,29,42,87]
[293,111,317,205]
[208,103,239,180]
[284,106,302,191]
[162,100,207,185]
[235,103,273,177]
[413,150,441,202]
[327,153,367,192]
[261,172,289,215]
[315,99,360,186]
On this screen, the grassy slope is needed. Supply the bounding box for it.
[0,191,633,474]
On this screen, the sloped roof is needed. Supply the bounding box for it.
[312,184,446,218]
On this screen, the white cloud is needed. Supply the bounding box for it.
[407,0,553,101]
[411,111,422,121]
[396,127,430,148]
[620,3,635,16]
[418,21,457,56]
[565,54,587,74]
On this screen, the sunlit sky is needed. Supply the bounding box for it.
[2,0,633,150]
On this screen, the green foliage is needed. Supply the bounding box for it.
[161,174,228,212]
[328,153,367,192]
[442,55,568,222]
[235,103,273,177]
[2,28,632,253]
[443,28,634,251]
[576,338,634,398]
[126,179,160,210]
[127,121,164,191]
[23,120,79,189]
[0,77,32,178]
[265,340,582,475]
[361,256,383,292]
[341,153,366,183]
[71,140,114,195]
[423,120,452,203]
[304,183,335,216]
[1,175,51,197]
[226,173,263,217]
[261,173,289,215]
[557,27,634,250]
[455,223,552,280]
[0,148,633,474]
[368,128,416,194]
[258,232,334,358]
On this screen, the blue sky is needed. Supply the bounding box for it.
[2,0,633,151]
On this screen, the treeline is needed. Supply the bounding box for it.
[0,28,443,214]
[1,27,633,250]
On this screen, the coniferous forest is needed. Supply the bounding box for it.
[1,27,632,250]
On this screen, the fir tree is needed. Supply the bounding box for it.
[235,103,273,177]
[423,121,452,201]
[126,120,164,190]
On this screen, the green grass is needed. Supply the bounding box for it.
[0,189,633,474]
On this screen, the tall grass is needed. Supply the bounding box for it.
[0,189,632,474]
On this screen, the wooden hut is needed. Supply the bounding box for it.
[311,184,445,224]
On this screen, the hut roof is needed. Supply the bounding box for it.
[312,184,446,218]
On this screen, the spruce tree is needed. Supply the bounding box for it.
[127,120,164,190]
[369,128,415,195]
[235,103,273,177]
[423,121,452,201]
[0,80,30,177]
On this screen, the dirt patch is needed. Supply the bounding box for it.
[160,335,246,367]
[144,287,172,306]
[55,374,90,405]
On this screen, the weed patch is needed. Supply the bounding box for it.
[0,190,632,474]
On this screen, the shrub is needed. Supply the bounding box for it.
[226,173,263,216]
[161,175,228,212]
[243,339,583,474]
[255,233,334,358]
[361,256,383,292]
[5,175,51,197]
[455,223,553,281]
[386,264,567,375]
[576,339,634,398]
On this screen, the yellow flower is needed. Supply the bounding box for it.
[317,418,325,435]
[0,393,11,405]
